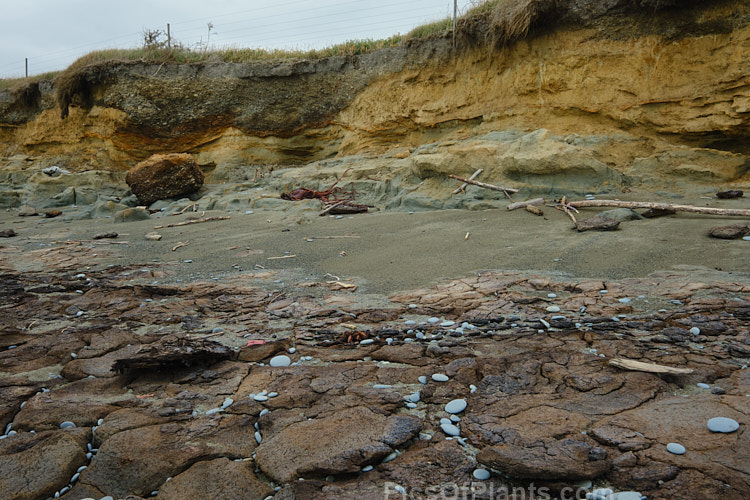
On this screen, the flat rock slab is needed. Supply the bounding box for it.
[154,457,272,500]
[477,438,610,480]
[81,414,258,498]
[0,428,90,500]
[255,406,421,483]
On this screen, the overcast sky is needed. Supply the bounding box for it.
[0,0,476,78]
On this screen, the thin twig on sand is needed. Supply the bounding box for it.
[153,216,230,229]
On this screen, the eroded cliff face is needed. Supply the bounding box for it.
[1,0,749,194]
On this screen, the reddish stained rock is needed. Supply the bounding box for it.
[0,428,90,500]
[255,406,421,483]
[125,153,204,206]
[154,457,272,500]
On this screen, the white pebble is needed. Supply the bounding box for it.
[473,468,491,480]
[440,320,455,327]
[546,305,560,313]
[469,384,477,393]
[269,355,291,367]
[444,399,467,414]
[418,376,428,384]
[361,465,373,472]
[432,374,449,382]
[427,317,440,324]
[268,392,278,398]
[547,293,557,298]
[255,431,262,444]
[60,421,76,429]
[221,397,234,409]
[406,393,421,403]
[618,297,631,303]
[373,384,392,389]
[405,402,417,409]
[382,451,399,463]
[360,339,375,345]
[690,327,701,335]
[253,395,269,402]
[697,383,710,389]
[259,409,269,417]
[405,320,417,326]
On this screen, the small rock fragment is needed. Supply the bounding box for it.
[576,215,620,232]
[708,223,749,239]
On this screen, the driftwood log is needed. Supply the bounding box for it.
[507,198,545,211]
[452,169,484,194]
[566,200,750,217]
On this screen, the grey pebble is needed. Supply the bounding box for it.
[427,317,440,324]
[405,320,417,326]
[60,421,76,429]
[360,339,375,345]
[440,423,461,436]
[212,327,224,334]
[444,399,467,414]
[418,376,428,384]
[373,384,393,389]
[473,468,491,480]
[405,402,417,409]
[440,320,455,327]
[253,395,269,402]
[546,305,561,313]
[406,393,421,403]
[707,417,740,433]
[269,355,291,367]
[432,374,449,382]
[361,465,374,472]
[690,327,701,335]
[666,442,686,455]
[221,397,234,409]
[255,431,262,444]
[697,383,710,389]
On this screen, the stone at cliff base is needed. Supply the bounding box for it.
[125,153,204,207]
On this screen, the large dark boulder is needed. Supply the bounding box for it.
[125,153,204,206]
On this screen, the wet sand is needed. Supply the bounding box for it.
[2,200,748,294]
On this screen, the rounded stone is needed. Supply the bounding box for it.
[427,317,440,324]
[707,417,740,433]
[407,392,421,403]
[689,327,701,335]
[546,305,561,313]
[253,395,269,402]
[440,320,455,327]
[60,421,76,429]
[440,423,461,436]
[444,399,467,414]
[359,339,375,345]
[666,442,686,455]
[269,355,291,367]
[432,373,449,382]
[697,383,711,389]
[472,468,491,480]
[418,376,428,384]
